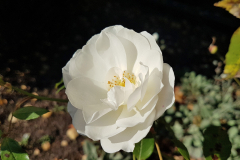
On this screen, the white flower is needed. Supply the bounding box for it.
[62,25,175,153]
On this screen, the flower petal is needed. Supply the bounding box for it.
[116,35,138,73]
[72,107,86,135]
[85,106,126,141]
[116,95,158,127]
[82,103,112,124]
[141,31,161,51]
[96,32,127,71]
[100,109,156,153]
[101,86,124,110]
[87,34,100,45]
[127,73,143,111]
[103,25,124,34]
[136,68,163,110]
[62,60,72,87]
[155,63,175,120]
[66,76,106,110]
[71,44,109,82]
[67,102,78,118]
[137,50,163,75]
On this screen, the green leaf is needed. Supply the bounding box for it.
[54,78,63,89]
[133,138,154,160]
[54,78,65,93]
[1,138,29,160]
[172,139,190,160]
[228,126,238,140]
[203,126,231,160]
[224,27,240,78]
[13,107,49,120]
[82,139,98,160]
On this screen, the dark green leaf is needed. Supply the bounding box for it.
[1,138,29,160]
[133,138,154,160]
[203,126,231,160]
[13,107,49,120]
[82,139,98,160]
[172,139,190,160]
[155,118,190,160]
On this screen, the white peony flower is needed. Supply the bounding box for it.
[62,25,175,153]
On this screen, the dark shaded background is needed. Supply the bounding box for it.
[0,0,240,88]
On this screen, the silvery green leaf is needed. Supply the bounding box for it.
[212,120,221,126]
[183,136,193,147]
[228,126,238,140]
[83,139,98,160]
[227,120,236,126]
[200,119,211,129]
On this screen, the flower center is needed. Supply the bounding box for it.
[108,70,136,90]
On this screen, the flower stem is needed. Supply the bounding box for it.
[155,142,163,160]
[133,154,136,160]
[12,86,68,103]
[8,97,33,134]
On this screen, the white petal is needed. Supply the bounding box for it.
[85,106,126,141]
[155,63,175,120]
[87,34,100,45]
[127,73,143,111]
[117,35,138,73]
[105,67,122,90]
[136,50,163,75]
[96,32,127,71]
[117,28,150,54]
[137,63,149,101]
[103,25,124,34]
[136,68,163,110]
[116,96,158,127]
[67,102,78,118]
[141,31,161,51]
[66,76,106,110]
[82,103,112,124]
[72,108,86,135]
[102,86,124,110]
[70,44,109,82]
[66,49,82,80]
[62,60,72,87]
[100,109,156,153]
[122,78,135,105]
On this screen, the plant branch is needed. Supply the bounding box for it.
[12,86,68,103]
[155,142,163,160]
[234,78,240,86]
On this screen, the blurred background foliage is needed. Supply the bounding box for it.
[1,0,240,159]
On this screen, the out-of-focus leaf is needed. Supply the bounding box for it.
[133,138,154,160]
[203,126,231,160]
[214,0,240,18]
[156,118,190,159]
[82,139,98,160]
[1,138,29,160]
[54,78,63,89]
[172,139,190,160]
[223,27,240,78]
[228,126,238,140]
[13,106,49,120]
[55,78,65,93]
